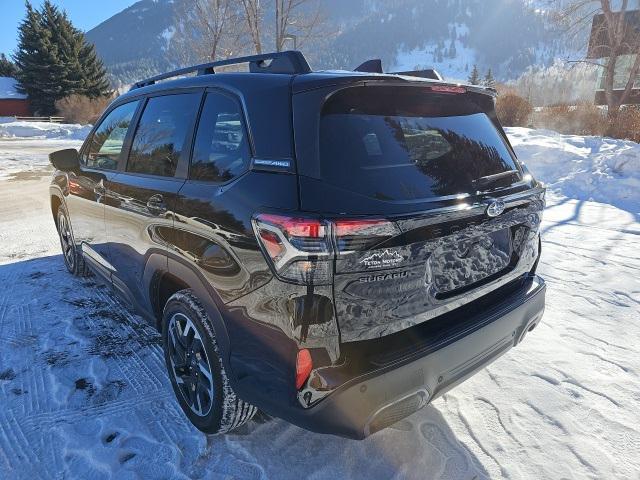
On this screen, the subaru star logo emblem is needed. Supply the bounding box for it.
[486,199,506,217]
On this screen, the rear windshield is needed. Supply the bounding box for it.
[319,86,520,201]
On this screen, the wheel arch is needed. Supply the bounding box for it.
[49,188,65,226]
[146,253,235,382]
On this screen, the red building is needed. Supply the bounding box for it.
[0,77,30,116]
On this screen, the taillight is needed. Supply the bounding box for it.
[253,214,400,285]
[295,349,313,390]
[253,214,332,285]
[334,219,398,252]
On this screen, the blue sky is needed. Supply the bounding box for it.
[0,0,137,56]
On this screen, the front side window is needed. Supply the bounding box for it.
[190,92,250,183]
[127,93,201,177]
[84,101,139,170]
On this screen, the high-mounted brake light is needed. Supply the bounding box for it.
[295,349,313,390]
[429,85,466,94]
[253,214,400,285]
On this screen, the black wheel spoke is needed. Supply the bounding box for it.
[192,337,204,357]
[169,326,188,368]
[195,380,210,415]
[197,358,213,386]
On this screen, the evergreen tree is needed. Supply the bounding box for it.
[14,2,60,114]
[468,64,480,85]
[14,1,110,115]
[0,54,18,77]
[483,68,496,88]
[447,39,456,59]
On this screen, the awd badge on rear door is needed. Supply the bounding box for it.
[485,199,506,217]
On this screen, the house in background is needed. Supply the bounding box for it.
[587,10,640,106]
[0,77,31,116]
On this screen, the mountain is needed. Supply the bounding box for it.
[85,0,580,86]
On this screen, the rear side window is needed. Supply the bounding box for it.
[190,92,250,183]
[320,86,520,200]
[84,101,139,170]
[127,93,201,177]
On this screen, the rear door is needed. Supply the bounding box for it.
[105,91,202,308]
[294,84,544,342]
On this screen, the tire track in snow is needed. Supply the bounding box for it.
[456,408,510,479]
[419,421,482,480]
[475,397,525,449]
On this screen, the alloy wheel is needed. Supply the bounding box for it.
[167,312,215,417]
[58,212,75,270]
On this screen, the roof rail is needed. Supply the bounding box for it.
[130,50,312,90]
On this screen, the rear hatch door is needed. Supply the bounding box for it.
[293,83,544,342]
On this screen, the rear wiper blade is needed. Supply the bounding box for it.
[472,170,520,191]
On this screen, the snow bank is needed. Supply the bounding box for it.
[507,127,640,214]
[0,120,91,141]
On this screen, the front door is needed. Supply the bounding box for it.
[66,100,140,276]
[105,92,202,309]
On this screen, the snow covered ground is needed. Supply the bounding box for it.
[0,126,638,479]
[0,120,90,180]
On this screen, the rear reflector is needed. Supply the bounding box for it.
[295,349,313,389]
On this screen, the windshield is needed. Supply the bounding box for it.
[319,86,520,201]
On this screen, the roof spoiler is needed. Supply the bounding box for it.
[353,58,443,81]
[392,69,443,81]
[131,50,312,90]
[354,59,383,73]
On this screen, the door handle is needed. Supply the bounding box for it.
[94,179,105,196]
[146,194,167,214]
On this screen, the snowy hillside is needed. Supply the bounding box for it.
[85,0,576,84]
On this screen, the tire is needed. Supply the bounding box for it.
[162,289,256,434]
[56,204,90,277]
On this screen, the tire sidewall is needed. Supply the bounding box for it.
[162,293,225,433]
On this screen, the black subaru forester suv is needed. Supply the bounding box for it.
[49,51,545,439]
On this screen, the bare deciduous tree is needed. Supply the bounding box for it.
[558,0,640,122]
[240,0,263,54]
[173,0,245,64]
[174,0,329,66]
[275,0,325,52]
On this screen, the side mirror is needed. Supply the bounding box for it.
[49,148,80,171]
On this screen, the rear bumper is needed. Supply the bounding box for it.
[274,274,546,439]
